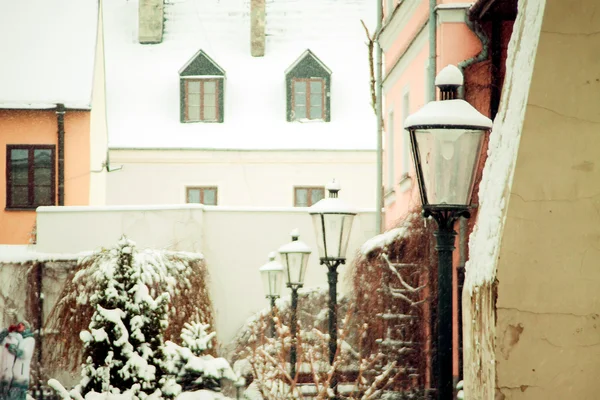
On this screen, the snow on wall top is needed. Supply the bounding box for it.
[0,0,98,109]
[103,0,377,150]
[0,245,91,263]
[464,0,546,291]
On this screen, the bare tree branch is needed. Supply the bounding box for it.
[361,19,376,114]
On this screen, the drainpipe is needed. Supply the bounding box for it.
[428,0,437,102]
[375,0,383,233]
[457,16,489,100]
[56,104,65,206]
[490,19,502,119]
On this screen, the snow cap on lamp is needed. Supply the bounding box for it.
[278,229,311,287]
[309,179,357,215]
[259,251,284,298]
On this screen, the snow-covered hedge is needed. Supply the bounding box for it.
[45,239,214,373]
[48,238,234,400]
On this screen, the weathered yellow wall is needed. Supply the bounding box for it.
[495,0,600,398]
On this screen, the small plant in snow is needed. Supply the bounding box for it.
[162,322,237,396]
[180,322,216,356]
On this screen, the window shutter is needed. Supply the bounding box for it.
[325,76,331,122]
[286,76,292,122]
[218,79,225,123]
[180,79,186,123]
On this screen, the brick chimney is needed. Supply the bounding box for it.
[139,0,164,44]
[250,0,265,57]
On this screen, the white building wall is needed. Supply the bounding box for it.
[106,149,376,208]
[35,205,376,345]
[88,3,108,206]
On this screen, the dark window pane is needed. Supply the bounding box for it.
[187,189,201,203]
[11,186,28,207]
[11,149,28,162]
[10,149,29,185]
[34,186,52,206]
[34,149,52,168]
[11,162,28,185]
[34,168,51,185]
[295,189,308,207]
[310,189,325,205]
[203,189,216,205]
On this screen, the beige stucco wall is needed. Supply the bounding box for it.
[106,149,376,208]
[493,0,600,398]
[34,205,377,345]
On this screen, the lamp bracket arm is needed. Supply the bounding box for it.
[423,206,470,232]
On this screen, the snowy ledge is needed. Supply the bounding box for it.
[0,245,205,264]
[359,212,419,256]
[0,245,91,264]
[0,102,91,110]
[360,227,408,256]
[37,204,377,214]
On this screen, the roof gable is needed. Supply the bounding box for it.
[285,50,332,76]
[179,50,226,77]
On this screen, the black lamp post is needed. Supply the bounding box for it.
[404,64,492,400]
[309,181,356,371]
[278,229,312,380]
[259,252,284,338]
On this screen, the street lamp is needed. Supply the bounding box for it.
[404,64,492,400]
[278,229,312,379]
[309,180,356,367]
[259,252,284,338]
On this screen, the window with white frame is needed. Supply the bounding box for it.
[401,90,410,178]
[294,186,325,207]
[387,110,395,189]
[186,186,218,205]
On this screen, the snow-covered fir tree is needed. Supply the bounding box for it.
[79,236,170,399]
[162,322,236,396]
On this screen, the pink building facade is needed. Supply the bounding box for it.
[379,0,516,388]
[380,0,484,229]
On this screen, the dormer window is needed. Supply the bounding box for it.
[179,50,225,123]
[285,50,331,122]
[292,78,325,120]
[184,79,219,122]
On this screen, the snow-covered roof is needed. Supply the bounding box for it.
[103,0,376,150]
[0,0,98,110]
